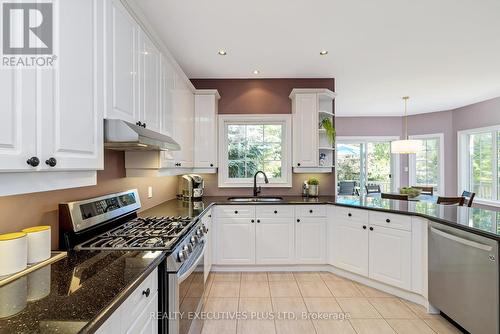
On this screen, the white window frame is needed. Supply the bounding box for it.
[218,114,292,188]
[458,125,500,207]
[335,136,401,195]
[408,133,445,196]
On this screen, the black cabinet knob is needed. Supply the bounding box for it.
[251,219,255,223]
[178,163,181,167]
[297,163,301,166]
[136,121,142,126]
[257,219,261,223]
[274,210,278,214]
[234,211,238,214]
[309,209,313,213]
[348,213,352,217]
[26,157,40,167]
[363,225,367,229]
[45,157,57,167]
[297,219,300,223]
[386,219,391,223]
[210,163,214,167]
[369,227,374,231]
[142,288,151,297]
[142,123,146,128]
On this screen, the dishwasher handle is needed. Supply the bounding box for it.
[430,227,493,252]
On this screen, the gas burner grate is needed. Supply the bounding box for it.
[76,216,194,250]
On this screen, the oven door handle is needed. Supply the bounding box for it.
[177,242,206,284]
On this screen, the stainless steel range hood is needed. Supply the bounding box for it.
[104,119,180,151]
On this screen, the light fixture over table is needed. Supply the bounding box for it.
[391,96,419,154]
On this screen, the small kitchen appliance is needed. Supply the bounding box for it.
[179,174,204,200]
[59,189,208,334]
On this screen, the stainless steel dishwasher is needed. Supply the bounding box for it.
[429,222,499,334]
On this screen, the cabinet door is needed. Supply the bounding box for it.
[125,293,158,334]
[256,218,294,264]
[331,220,369,276]
[40,0,104,170]
[95,303,122,334]
[105,0,139,123]
[161,57,174,137]
[295,217,326,264]
[0,69,37,171]
[139,31,161,132]
[369,225,411,290]
[171,89,194,167]
[202,211,212,282]
[194,94,218,168]
[292,93,318,167]
[215,218,255,265]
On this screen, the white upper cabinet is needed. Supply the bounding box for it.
[0,70,37,171]
[291,93,317,168]
[139,31,161,133]
[194,90,220,170]
[165,88,194,168]
[40,0,104,170]
[105,0,138,123]
[161,57,175,137]
[289,89,336,173]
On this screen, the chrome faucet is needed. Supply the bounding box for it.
[253,171,269,197]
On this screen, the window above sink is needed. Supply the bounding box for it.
[218,115,292,188]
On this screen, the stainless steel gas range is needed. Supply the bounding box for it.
[59,189,207,334]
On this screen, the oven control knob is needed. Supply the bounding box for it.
[202,225,208,233]
[190,235,199,245]
[183,244,193,254]
[177,250,187,262]
[196,228,203,237]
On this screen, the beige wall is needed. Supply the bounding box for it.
[0,150,178,249]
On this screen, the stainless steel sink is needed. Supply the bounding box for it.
[227,196,284,202]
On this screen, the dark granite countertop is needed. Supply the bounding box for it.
[140,196,500,241]
[0,250,165,334]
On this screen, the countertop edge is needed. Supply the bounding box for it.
[79,251,166,334]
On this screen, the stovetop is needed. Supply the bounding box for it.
[76,216,195,251]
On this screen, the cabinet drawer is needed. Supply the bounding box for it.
[334,206,369,223]
[295,205,326,217]
[216,205,255,218]
[121,268,158,331]
[256,205,294,218]
[369,211,412,231]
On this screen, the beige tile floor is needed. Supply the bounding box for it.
[201,271,463,334]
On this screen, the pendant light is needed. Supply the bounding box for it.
[391,96,419,154]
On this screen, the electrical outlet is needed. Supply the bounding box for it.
[148,186,153,198]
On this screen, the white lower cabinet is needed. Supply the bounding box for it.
[95,268,158,334]
[216,217,256,265]
[295,217,326,264]
[202,210,212,282]
[331,220,369,276]
[369,225,411,290]
[256,218,295,264]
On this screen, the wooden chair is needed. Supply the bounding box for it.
[437,196,465,206]
[381,193,408,201]
[412,186,434,196]
[365,184,381,194]
[461,191,476,207]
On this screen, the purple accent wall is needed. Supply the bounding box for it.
[336,96,500,204]
[191,78,337,196]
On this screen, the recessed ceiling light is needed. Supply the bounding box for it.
[253,69,260,75]
[218,49,227,56]
[320,50,328,56]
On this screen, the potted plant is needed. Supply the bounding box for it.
[321,118,336,145]
[308,177,320,197]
